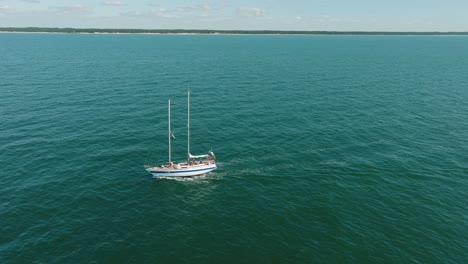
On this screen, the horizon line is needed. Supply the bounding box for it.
[1,27,468,35]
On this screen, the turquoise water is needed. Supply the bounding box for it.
[1,34,467,263]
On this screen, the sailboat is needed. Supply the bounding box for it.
[145,91,217,177]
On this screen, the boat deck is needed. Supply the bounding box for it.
[145,160,215,171]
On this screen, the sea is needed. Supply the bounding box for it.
[1,33,467,263]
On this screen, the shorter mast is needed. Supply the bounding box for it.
[187,91,190,163]
[168,99,171,164]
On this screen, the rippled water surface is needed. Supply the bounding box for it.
[1,34,467,263]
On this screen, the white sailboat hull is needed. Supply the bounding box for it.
[146,163,217,177]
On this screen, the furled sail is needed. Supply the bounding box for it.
[189,153,209,159]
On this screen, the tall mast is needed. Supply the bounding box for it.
[168,99,171,164]
[187,90,190,163]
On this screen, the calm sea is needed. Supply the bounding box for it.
[1,33,467,263]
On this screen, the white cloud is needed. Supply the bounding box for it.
[0,5,14,17]
[174,6,192,12]
[103,1,127,7]
[237,7,264,17]
[0,5,15,12]
[407,19,433,27]
[120,9,175,19]
[20,0,40,3]
[120,4,220,19]
[49,5,93,15]
[197,4,213,11]
[173,4,215,13]
[318,15,341,23]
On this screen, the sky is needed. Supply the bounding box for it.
[0,0,467,31]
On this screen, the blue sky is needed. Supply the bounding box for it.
[0,0,467,31]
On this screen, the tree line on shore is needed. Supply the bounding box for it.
[1,27,467,35]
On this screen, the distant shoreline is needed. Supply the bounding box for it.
[1,27,468,36]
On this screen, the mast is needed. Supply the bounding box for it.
[187,90,190,163]
[168,99,171,164]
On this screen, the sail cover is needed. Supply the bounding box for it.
[189,153,208,159]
